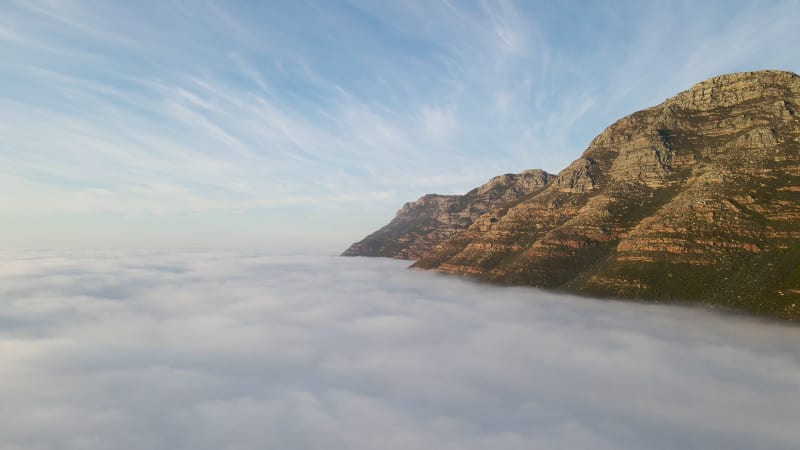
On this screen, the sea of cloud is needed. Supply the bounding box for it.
[1,250,799,450]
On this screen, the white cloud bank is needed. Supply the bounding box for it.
[1,251,799,450]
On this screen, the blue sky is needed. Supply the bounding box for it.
[2,0,799,251]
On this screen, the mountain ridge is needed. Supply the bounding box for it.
[342,169,555,259]
[344,70,800,321]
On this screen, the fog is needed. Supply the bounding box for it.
[1,251,799,450]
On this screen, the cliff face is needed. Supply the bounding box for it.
[347,70,800,320]
[342,169,554,259]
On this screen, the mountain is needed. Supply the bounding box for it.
[345,70,800,321]
[342,169,554,259]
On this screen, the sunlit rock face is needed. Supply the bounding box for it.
[348,70,800,320]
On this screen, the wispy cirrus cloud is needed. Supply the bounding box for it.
[1,1,799,248]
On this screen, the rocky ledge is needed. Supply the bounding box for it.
[342,169,554,259]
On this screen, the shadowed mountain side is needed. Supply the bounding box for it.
[347,70,800,321]
[342,169,554,259]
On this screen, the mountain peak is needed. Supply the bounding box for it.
[687,69,798,89]
[345,70,800,320]
[671,70,799,110]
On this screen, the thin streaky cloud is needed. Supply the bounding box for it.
[0,1,798,248]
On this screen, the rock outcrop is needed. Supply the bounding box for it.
[346,70,800,321]
[342,169,554,259]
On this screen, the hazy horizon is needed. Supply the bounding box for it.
[2,0,800,250]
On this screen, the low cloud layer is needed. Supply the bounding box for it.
[1,251,799,449]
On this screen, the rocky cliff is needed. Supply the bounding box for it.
[346,70,800,321]
[342,169,554,259]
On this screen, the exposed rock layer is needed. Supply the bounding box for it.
[342,169,554,259]
[345,70,800,321]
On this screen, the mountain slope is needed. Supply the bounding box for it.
[342,169,554,259]
[348,70,800,320]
